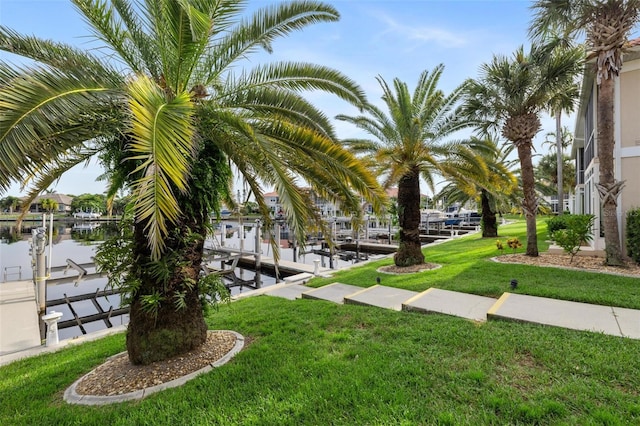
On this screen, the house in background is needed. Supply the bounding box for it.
[262,189,343,219]
[28,193,74,214]
[572,38,640,256]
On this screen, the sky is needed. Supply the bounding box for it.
[0,0,574,198]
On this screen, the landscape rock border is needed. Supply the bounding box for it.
[63,330,244,406]
[377,263,442,275]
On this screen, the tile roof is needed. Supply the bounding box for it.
[30,193,74,205]
[626,37,640,48]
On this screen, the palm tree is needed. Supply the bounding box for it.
[463,43,583,256]
[535,151,576,200]
[0,0,384,364]
[530,0,640,264]
[541,123,576,214]
[0,196,20,214]
[40,198,58,214]
[546,48,581,216]
[437,137,517,238]
[337,65,476,266]
[542,126,574,152]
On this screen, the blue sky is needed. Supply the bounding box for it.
[0,0,569,197]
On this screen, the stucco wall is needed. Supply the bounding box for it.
[620,68,640,149]
[621,157,640,255]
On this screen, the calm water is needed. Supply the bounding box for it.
[1,220,363,340]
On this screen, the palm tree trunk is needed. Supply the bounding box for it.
[394,168,425,266]
[517,142,539,256]
[126,215,208,365]
[555,110,564,215]
[597,76,623,266]
[480,189,498,238]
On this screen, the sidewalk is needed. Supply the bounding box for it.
[2,280,638,367]
[0,280,41,356]
[258,281,640,339]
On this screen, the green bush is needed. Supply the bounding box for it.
[546,215,570,239]
[626,208,640,265]
[551,214,595,263]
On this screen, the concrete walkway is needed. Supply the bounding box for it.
[261,282,640,339]
[3,279,639,367]
[0,280,41,356]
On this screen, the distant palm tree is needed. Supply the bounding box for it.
[535,151,576,200]
[530,0,640,264]
[542,126,574,153]
[0,0,384,364]
[0,196,20,214]
[337,65,476,266]
[437,137,517,238]
[545,45,582,216]
[40,198,58,214]
[463,43,583,256]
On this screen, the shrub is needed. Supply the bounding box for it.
[496,240,504,255]
[546,215,570,239]
[627,208,640,265]
[506,237,522,253]
[551,214,595,263]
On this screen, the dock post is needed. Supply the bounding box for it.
[274,223,281,262]
[254,219,262,288]
[291,227,297,263]
[33,228,47,341]
[42,311,63,347]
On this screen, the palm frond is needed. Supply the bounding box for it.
[229,62,367,110]
[0,65,120,191]
[126,76,195,259]
[201,1,339,84]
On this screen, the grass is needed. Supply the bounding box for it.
[1,217,640,425]
[1,297,639,425]
[311,219,640,309]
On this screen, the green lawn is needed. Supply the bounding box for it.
[311,218,640,309]
[1,218,639,425]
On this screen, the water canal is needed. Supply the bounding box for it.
[1,218,375,341]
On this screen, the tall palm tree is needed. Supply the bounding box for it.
[337,65,476,266]
[540,126,577,213]
[437,137,517,238]
[542,125,574,152]
[546,48,582,215]
[463,43,583,256]
[530,0,640,265]
[0,0,384,364]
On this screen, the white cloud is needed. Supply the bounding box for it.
[373,12,468,50]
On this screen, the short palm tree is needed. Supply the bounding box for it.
[40,198,58,214]
[437,137,517,238]
[535,151,576,200]
[0,0,384,364]
[464,43,583,256]
[0,196,21,214]
[337,65,476,266]
[530,0,640,265]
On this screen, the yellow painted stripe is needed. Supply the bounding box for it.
[347,285,376,298]
[403,287,435,305]
[487,292,511,315]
